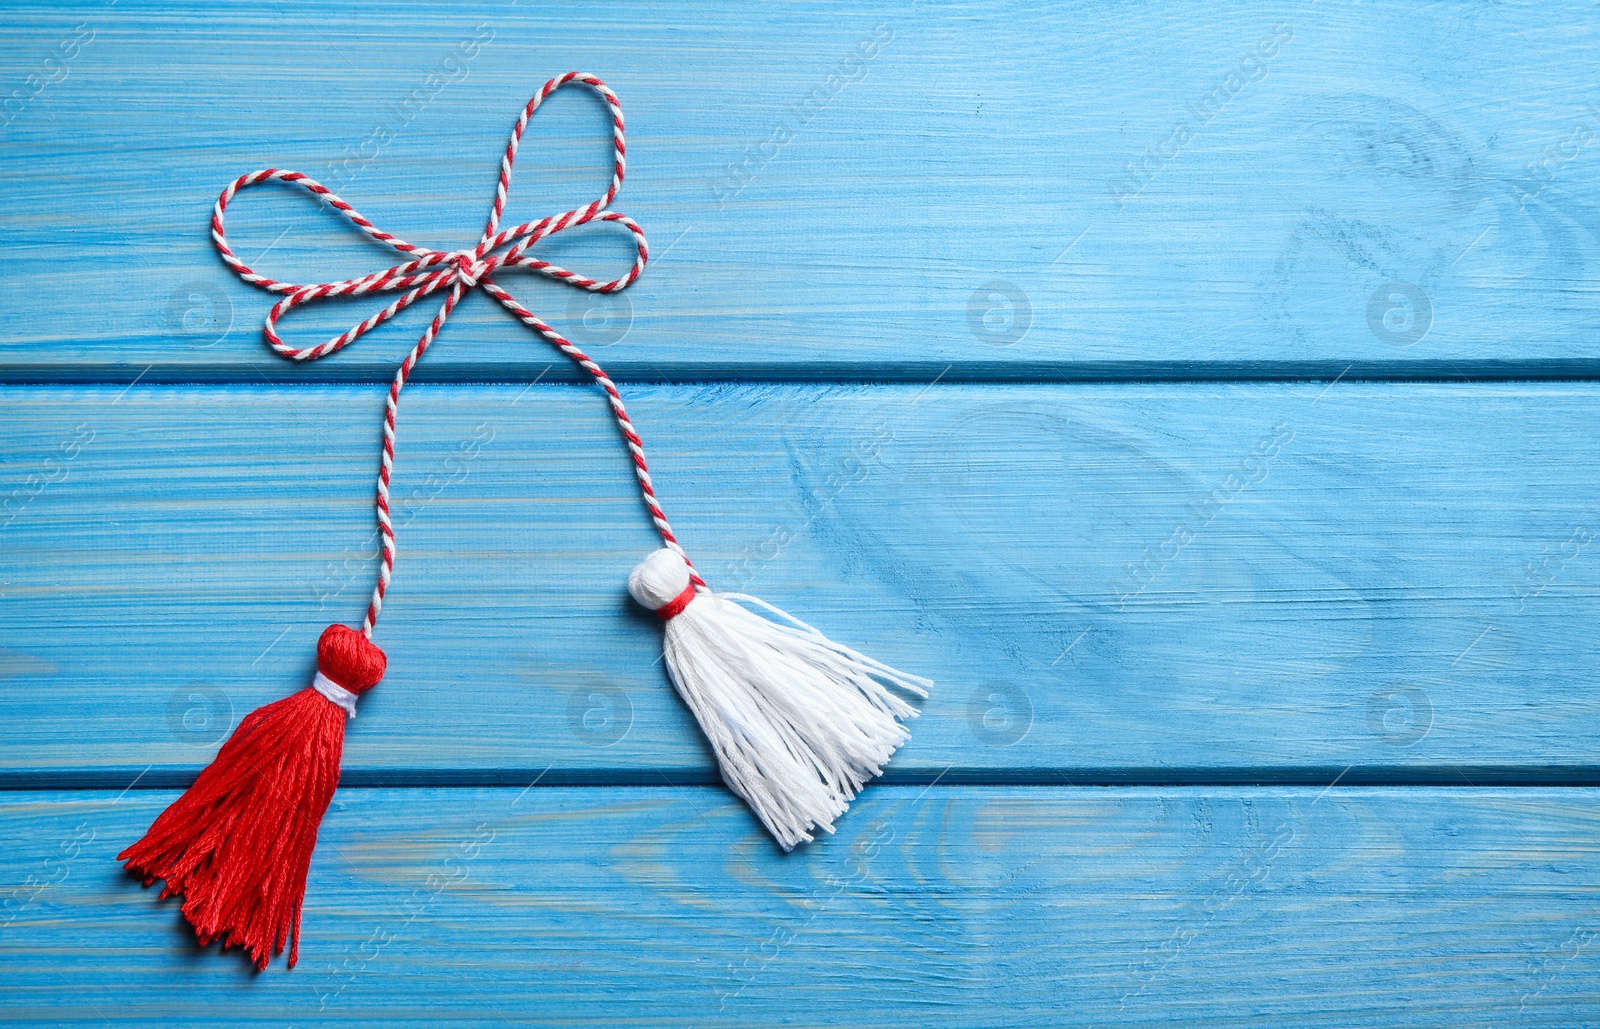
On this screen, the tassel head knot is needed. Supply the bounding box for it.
[316,624,386,695]
[628,548,696,616]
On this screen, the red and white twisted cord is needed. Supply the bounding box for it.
[210,72,702,636]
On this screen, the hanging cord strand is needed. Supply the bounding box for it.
[476,280,702,587]
[209,72,701,637]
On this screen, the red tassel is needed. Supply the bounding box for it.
[119,624,385,969]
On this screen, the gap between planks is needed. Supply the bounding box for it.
[11,765,1600,791]
[17,360,1600,385]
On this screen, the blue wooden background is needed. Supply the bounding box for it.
[4,0,1600,1024]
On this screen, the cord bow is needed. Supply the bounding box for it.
[210,71,645,363]
[209,72,698,634]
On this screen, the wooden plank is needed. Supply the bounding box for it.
[2,785,1597,1026]
[3,0,1599,381]
[4,382,1600,780]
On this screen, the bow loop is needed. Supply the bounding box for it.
[210,72,644,363]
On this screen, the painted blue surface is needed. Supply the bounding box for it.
[2,0,1599,1024]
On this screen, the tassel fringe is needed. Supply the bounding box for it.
[119,625,385,969]
[629,548,930,850]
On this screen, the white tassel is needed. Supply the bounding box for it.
[627,548,932,850]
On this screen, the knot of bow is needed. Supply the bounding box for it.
[209,72,647,364]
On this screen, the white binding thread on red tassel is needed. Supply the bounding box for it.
[311,671,359,719]
[629,548,931,850]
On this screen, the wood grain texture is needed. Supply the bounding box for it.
[3,786,1598,1027]
[5,1,1600,1023]
[2,0,1599,381]
[3,382,1599,780]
